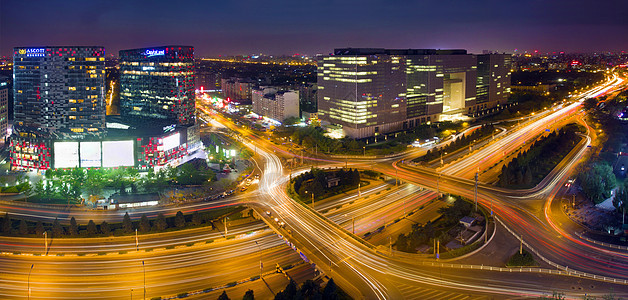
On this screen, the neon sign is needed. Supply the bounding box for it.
[143,49,165,57]
[19,48,45,57]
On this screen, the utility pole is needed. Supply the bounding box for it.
[474,172,478,212]
[311,193,314,206]
[358,183,361,198]
[520,234,523,255]
[436,240,440,260]
[135,229,139,252]
[142,261,146,300]
[28,264,33,300]
[43,231,47,256]
[352,216,355,235]
[224,217,228,235]
[389,236,392,256]
[436,172,440,196]
[395,169,398,186]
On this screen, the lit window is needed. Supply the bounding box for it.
[68,87,76,91]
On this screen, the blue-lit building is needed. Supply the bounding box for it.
[119,46,196,127]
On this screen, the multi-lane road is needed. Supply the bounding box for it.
[0,74,627,299]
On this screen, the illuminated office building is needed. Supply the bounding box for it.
[119,46,195,127]
[318,48,478,138]
[0,76,8,146]
[11,46,106,170]
[475,53,512,115]
[12,46,106,139]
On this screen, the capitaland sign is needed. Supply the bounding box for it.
[18,48,46,57]
[143,49,165,57]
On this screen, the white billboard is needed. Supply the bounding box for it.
[80,142,102,168]
[54,142,79,168]
[161,132,180,151]
[102,140,134,167]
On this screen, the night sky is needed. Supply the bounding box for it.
[2,0,628,57]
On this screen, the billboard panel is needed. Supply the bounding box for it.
[102,141,134,167]
[80,142,102,168]
[161,132,180,151]
[54,142,79,168]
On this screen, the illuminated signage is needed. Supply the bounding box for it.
[80,142,102,168]
[20,48,46,57]
[142,66,155,71]
[161,133,180,151]
[162,124,176,133]
[54,142,79,168]
[102,141,134,167]
[143,49,165,57]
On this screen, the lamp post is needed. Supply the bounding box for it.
[43,231,47,256]
[255,241,263,279]
[363,146,365,156]
[142,261,146,300]
[27,264,33,300]
[305,191,314,206]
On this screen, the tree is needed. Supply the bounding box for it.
[242,289,254,300]
[323,278,337,300]
[34,180,45,198]
[174,211,186,228]
[87,220,97,236]
[100,221,111,235]
[123,212,133,233]
[155,213,168,231]
[52,218,64,237]
[18,220,28,236]
[192,211,203,226]
[1,213,11,234]
[69,217,78,236]
[35,221,45,236]
[139,215,151,233]
[217,291,230,300]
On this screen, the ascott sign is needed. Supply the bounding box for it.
[18,48,46,57]
[143,49,165,57]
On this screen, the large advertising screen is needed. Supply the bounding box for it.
[54,142,79,168]
[102,141,134,167]
[80,142,102,168]
[161,132,180,151]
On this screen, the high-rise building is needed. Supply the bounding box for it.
[475,53,512,114]
[317,48,478,138]
[0,76,9,145]
[119,46,195,127]
[221,77,256,102]
[12,46,106,139]
[252,87,299,123]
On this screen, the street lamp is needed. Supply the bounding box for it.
[27,264,33,300]
[142,261,146,300]
[43,231,47,256]
[305,191,314,206]
[363,146,365,156]
[255,241,263,279]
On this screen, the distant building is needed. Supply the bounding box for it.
[317,48,479,138]
[119,46,195,127]
[0,76,8,146]
[221,77,255,102]
[475,54,512,115]
[251,87,299,123]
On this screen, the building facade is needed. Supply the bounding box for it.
[119,46,195,127]
[0,76,9,146]
[11,46,106,170]
[221,77,255,102]
[13,46,106,140]
[475,53,511,115]
[318,48,481,138]
[252,87,299,123]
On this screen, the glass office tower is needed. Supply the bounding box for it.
[119,46,195,127]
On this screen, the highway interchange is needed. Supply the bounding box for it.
[0,74,627,299]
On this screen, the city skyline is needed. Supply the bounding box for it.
[3,0,628,58]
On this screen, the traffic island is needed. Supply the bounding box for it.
[506,249,537,267]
